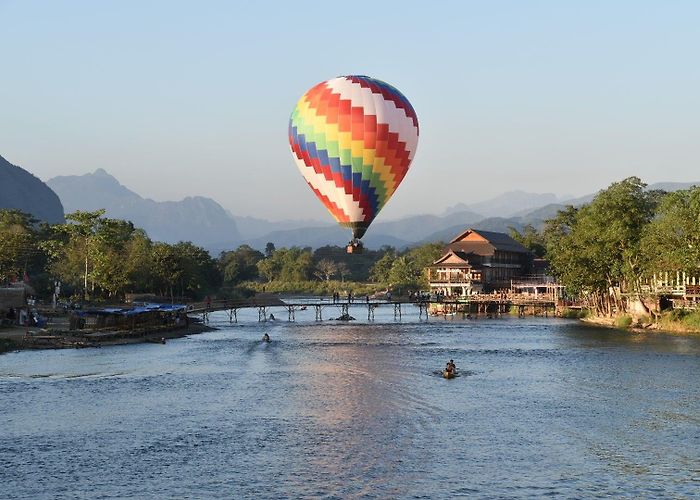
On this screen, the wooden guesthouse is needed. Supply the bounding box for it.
[427,228,532,296]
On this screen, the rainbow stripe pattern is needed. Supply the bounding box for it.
[289,75,419,239]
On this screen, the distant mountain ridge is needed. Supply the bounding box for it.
[0,155,64,223]
[48,169,241,247]
[443,190,561,218]
[44,167,700,252]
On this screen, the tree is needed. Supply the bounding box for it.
[387,256,418,290]
[220,245,264,285]
[50,209,106,299]
[0,210,38,283]
[509,225,546,258]
[336,262,350,282]
[544,178,659,315]
[151,242,183,301]
[640,187,700,274]
[265,242,276,258]
[257,258,280,283]
[370,251,396,283]
[314,258,338,281]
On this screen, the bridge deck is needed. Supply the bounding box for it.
[188,295,557,315]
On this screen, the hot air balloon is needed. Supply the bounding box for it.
[289,75,419,253]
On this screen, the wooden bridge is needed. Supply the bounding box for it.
[187,294,558,323]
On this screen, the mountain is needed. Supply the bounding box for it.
[235,210,484,251]
[443,191,559,218]
[241,225,412,252]
[230,214,332,240]
[0,155,64,223]
[48,169,240,247]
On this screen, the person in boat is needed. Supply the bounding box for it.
[448,359,457,373]
[262,333,270,342]
[445,361,454,376]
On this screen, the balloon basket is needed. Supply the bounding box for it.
[347,240,364,254]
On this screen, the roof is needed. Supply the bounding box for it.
[78,303,186,317]
[448,228,530,254]
[430,250,472,267]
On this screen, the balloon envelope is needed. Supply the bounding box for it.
[289,75,419,239]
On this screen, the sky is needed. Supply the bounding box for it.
[1,0,698,221]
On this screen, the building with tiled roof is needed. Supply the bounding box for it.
[427,228,532,296]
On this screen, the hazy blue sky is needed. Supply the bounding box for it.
[1,0,698,220]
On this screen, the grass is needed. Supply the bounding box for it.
[614,315,633,329]
[242,280,384,297]
[658,309,700,332]
[559,307,591,319]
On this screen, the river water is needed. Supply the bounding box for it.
[1,305,699,499]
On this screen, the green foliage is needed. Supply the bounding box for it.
[659,309,700,331]
[313,245,390,282]
[219,245,264,285]
[368,242,443,289]
[544,178,659,315]
[0,209,40,282]
[639,187,700,274]
[510,224,546,258]
[559,307,588,319]
[369,251,396,283]
[681,311,700,330]
[33,209,221,301]
[255,247,313,282]
[244,279,378,296]
[615,315,633,328]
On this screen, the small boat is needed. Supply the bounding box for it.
[443,370,455,379]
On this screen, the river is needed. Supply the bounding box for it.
[1,306,699,498]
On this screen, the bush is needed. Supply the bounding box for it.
[614,315,633,329]
[681,311,700,330]
[558,308,590,319]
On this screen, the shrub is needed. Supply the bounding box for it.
[559,308,580,319]
[614,315,633,329]
[681,311,700,330]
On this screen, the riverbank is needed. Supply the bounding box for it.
[581,313,700,336]
[0,320,216,354]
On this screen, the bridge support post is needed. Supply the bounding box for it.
[418,302,428,320]
[368,304,376,321]
[228,308,238,323]
[202,311,209,324]
[258,306,267,322]
[287,306,295,322]
[394,303,402,320]
[314,305,322,321]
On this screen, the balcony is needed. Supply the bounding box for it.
[429,276,481,284]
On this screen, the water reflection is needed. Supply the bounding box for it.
[1,316,699,498]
